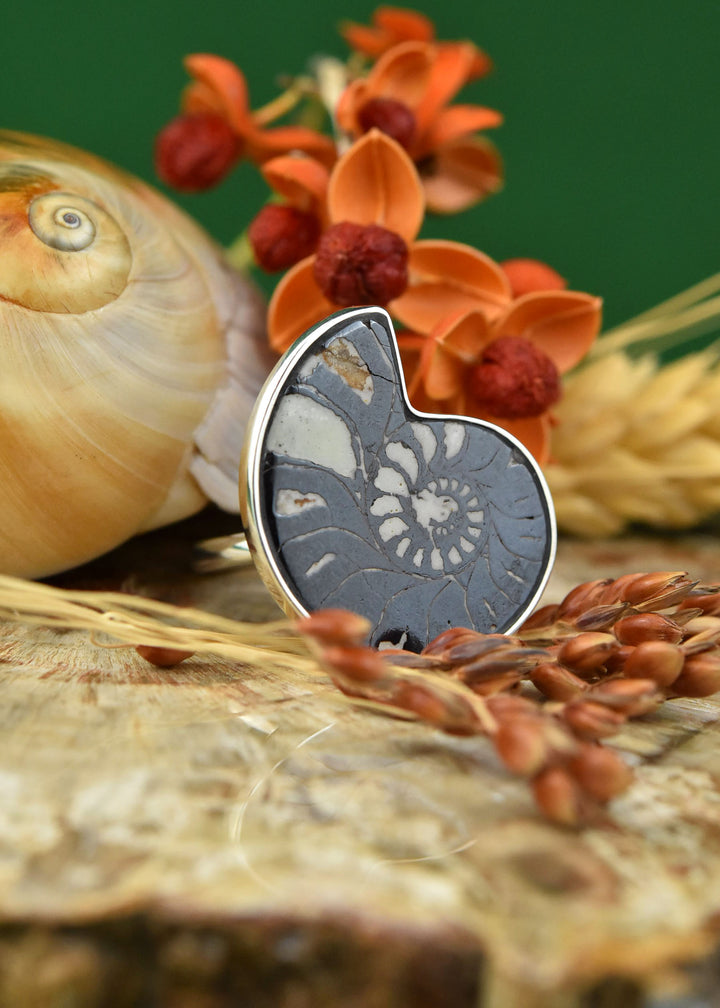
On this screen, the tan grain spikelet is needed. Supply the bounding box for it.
[548,349,720,536]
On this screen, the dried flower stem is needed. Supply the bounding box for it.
[252,84,308,127]
[311,55,352,149]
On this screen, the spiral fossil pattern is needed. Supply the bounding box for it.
[247,308,555,650]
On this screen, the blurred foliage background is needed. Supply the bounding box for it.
[4,0,717,330]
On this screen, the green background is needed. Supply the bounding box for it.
[3,0,718,330]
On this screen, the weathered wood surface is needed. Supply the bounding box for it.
[2,512,720,1007]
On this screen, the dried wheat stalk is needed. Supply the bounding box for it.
[548,273,720,535]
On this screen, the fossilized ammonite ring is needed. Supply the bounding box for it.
[208,306,556,651]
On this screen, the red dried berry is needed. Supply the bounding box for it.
[155,113,241,192]
[248,204,321,272]
[313,221,409,306]
[470,336,561,419]
[357,98,416,150]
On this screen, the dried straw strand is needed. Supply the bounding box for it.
[0,574,315,670]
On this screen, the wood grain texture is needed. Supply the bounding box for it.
[2,512,720,1007]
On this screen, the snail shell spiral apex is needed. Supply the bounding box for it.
[0,131,271,578]
[1,189,132,312]
[29,194,99,251]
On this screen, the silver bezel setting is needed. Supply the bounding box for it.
[239,306,557,635]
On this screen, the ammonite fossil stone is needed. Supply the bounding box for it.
[241,307,556,650]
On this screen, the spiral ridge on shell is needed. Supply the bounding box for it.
[0,131,269,578]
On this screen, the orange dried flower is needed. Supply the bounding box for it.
[337,40,501,212]
[341,7,436,59]
[398,287,602,463]
[156,54,336,192]
[340,7,492,79]
[156,24,599,468]
[268,130,506,353]
[500,258,566,299]
[247,154,331,272]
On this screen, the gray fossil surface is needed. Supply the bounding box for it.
[254,309,554,649]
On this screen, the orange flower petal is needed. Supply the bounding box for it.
[374,7,435,43]
[420,338,465,400]
[391,240,512,333]
[415,43,480,136]
[492,413,551,466]
[500,259,567,298]
[339,23,392,59]
[335,79,371,135]
[396,331,428,402]
[363,41,434,111]
[494,291,602,373]
[181,80,225,118]
[327,130,424,243]
[420,104,503,153]
[267,257,335,353]
[419,309,490,399]
[261,155,330,213]
[340,8,435,57]
[454,401,551,464]
[434,308,490,358]
[397,331,463,414]
[437,41,493,81]
[409,380,458,416]
[245,125,336,168]
[422,136,503,214]
[183,54,252,134]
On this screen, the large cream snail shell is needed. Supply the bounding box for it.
[0,131,273,578]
